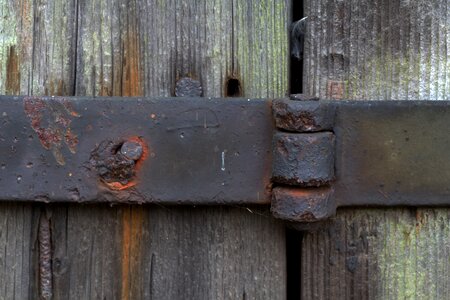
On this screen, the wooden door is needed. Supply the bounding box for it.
[301,0,450,299]
[0,1,289,299]
[3,1,448,299]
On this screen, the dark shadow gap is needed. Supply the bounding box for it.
[225,78,242,97]
[290,1,304,94]
[287,3,304,300]
[286,227,302,300]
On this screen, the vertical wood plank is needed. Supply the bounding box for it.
[0,204,38,300]
[51,205,286,300]
[302,0,450,299]
[0,0,77,298]
[44,0,290,299]
[31,0,78,95]
[233,0,290,97]
[0,0,33,95]
[304,0,449,100]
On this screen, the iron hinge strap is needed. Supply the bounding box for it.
[271,98,336,223]
[1,95,450,229]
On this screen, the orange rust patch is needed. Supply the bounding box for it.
[64,128,78,153]
[128,136,149,171]
[6,46,20,95]
[100,137,149,191]
[327,80,345,100]
[281,188,324,198]
[104,181,137,191]
[24,97,80,165]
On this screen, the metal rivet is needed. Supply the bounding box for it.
[120,141,143,160]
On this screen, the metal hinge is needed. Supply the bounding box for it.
[0,95,448,229]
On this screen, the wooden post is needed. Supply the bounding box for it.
[0,0,290,298]
[302,0,450,298]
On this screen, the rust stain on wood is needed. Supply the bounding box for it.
[6,46,20,95]
[121,207,144,300]
[120,26,144,299]
[122,29,142,96]
[46,79,66,96]
[327,80,345,100]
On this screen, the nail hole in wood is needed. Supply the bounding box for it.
[225,78,242,97]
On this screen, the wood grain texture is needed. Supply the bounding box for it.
[304,0,450,100]
[0,0,75,298]
[75,0,290,98]
[50,205,285,300]
[0,0,33,95]
[0,203,38,300]
[1,0,289,298]
[302,208,450,299]
[44,0,289,299]
[302,0,450,299]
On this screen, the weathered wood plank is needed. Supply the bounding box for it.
[304,0,450,100]
[44,0,290,299]
[302,0,450,298]
[51,205,285,299]
[0,0,33,95]
[0,0,76,298]
[0,2,34,297]
[302,209,450,299]
[75,0,290,98]
[0,204,38,300]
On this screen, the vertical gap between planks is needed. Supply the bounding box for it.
[287,2,304,298]
[290,0,304,94]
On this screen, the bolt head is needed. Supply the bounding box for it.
[120,141,143,160]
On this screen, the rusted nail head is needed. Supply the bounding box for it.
[120,141,143,160]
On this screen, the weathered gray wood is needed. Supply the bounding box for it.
[0,1,35,298]
[50,205,285,299]
[304,0,450,100]
[0,0,75,298]
[302,208,450,299]
[303,0,450,298]
[36,0,290,299]
[1,0,290,298]
[0,0,33,95]
[0,203,38,300]
[75,0,290,98]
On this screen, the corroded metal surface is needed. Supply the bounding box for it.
[271,186,335,222]
[333,100,450,207]
[3,96,450,209]
[272,132,335,186]
[274,99,450,210]
[273,99,334,132]
[0,96,273,204]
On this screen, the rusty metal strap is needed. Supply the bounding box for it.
[271,99,450,223]
[0,96,273,204]
[1,96,450,216]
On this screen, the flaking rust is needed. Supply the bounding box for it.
[90,137,148,190]
[38,211,53,300]
[23,96,80,165]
